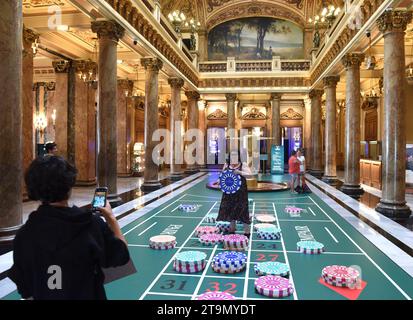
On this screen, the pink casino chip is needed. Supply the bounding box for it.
[322,265,360,282]
[196,291,236,300]
[195,226,219,237]
[255,214,276,223]
[254,275,294,298]
[199,233,224,245]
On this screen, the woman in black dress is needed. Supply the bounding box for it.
[217,154,252,236]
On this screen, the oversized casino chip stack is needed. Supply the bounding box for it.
[257,226,281,240]
[211,251,247,274]
[222,234,249,251]
[199,233,224,246]
[284,206,304,215]
[173,251,207,273]
[194,226,219,237]
[255,275,294,298]
[254,262,290,277]
[297,240,325,255]
[216,221,231,233]
[149,235,177,250]
[254,223,277,232]
[204,213,218,223]
[178,204,200,212]
[255,214,276,223]
[196,292,236,300]
[321,265,360,287]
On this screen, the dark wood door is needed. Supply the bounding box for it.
[365,109,378,141]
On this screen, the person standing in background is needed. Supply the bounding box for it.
[44,141,58,156]
[288,150,300,194]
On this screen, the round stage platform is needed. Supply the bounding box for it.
[206,180,289,192]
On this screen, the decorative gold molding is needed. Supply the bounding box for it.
[241,107,267,120]
[377,10,412,34]
[52,60,71,73]
[23,0,65,8]
[141,57,163,72]
[207,108,228,120]
[168,77,185,89]
[185,91,201,100]
[206,2,305,30]
[91,20,125,42]
[341,53,365,69]
[280,108,303,120]
[199,77,311,88]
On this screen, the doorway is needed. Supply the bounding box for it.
[283,127,303,164]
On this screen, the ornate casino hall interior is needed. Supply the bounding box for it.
[1,0,413,301]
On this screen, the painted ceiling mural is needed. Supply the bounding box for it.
[208,17,304,60]
[160,0,344,29]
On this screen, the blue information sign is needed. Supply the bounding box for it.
[271,145,284,175]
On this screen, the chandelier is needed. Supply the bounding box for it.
[32,37,40,56]
[309,1,342,28]
[168,10,186,33]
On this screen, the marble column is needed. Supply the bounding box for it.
[375,10,412,219]
[0,0,23,242]
[198,100,207,169]
[304,98,312,170]
[22,27,38,177]
[91,20,125,199]
[226,93,237,155]
[270,93,282,146]
[198,30,208,61]
[73,60,97,186]
[52,60,70,159]
[340,53,365,197]
[141,57,163,191]
[168,77,185,179]
[185,91,201,173]
[117,79,134,177]
[322,76,340,185]
[309,89,324,178]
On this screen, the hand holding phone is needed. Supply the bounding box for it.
[92,187,108,213]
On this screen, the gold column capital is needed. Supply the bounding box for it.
[168,77,185,89]
[309,89,323,99]
[323,75,340,88]
[225,93,237,102]
[73,60,98,74]
[270,93,282,101]
[91,20,125,42]
[185,91,201,100]
[141,57,163,72]
[23,25,39,45]
[52,60,71,73]
[377,10,412,34]
[342,53,366,69]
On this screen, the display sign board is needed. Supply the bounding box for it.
[271,145,284,175]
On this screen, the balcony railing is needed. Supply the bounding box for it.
[199,57,311,73]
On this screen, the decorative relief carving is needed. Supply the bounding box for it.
[207,108,228,120]
[280,108,303,120]
[52,60,71,73]
[91,20,125,42]
[141,57,163,72]
[185,91,201,100]
[341,53,365,68]
[199,77,311,88]
[207,0,232,12]
[377,10,412,33]
[323,75,340,88]
[207,3,305,29]
[241,107,267,120]
[23,0,65,8]
[168,77,185,88]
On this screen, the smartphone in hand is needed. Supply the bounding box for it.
[92,187,108,213]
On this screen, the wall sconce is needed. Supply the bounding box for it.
[35,113,48,138]
[51,109,57,129]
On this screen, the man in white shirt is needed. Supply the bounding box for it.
[297,149,306,189]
